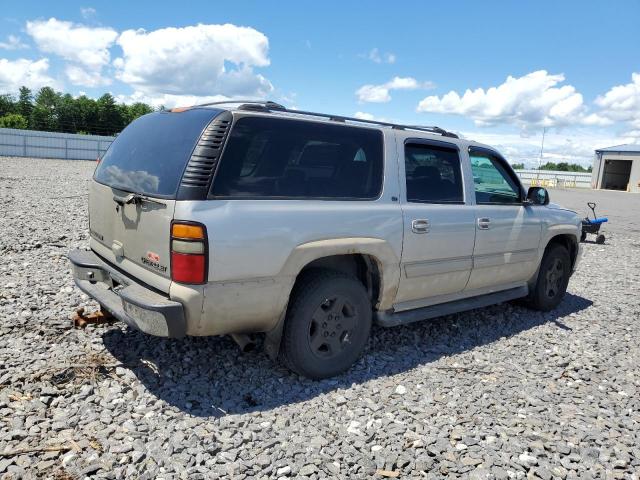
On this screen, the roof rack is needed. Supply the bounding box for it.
[190,100,459,138]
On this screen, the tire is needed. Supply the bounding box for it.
[280,269,372,379]
[580,231,587,242]
[528,244,571,311]
[596,234,605,244]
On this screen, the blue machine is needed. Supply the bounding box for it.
[581,202,608,244]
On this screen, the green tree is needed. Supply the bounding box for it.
[511,163,525,170]
[0,94,17,117]
[57,93,79,133]
[122,102,153,124]
[17,86,33,120]
[0,86,154,134]
[539,161,590,173]
[97,93,125,135]
[0,113,28,129]
[74,95,99,134]
[30,87,60,131]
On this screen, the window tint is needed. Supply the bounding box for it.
[470,152,521,204]
[211,117,383,199]
[94,109,222,197]
[405,144,464,203]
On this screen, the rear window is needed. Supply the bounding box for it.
[211,116,383,199]
[94,108,221,197]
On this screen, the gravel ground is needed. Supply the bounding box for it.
[1,156,639,480]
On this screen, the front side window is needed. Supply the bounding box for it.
[405,143,464,203]
[211,117,383,199]
[470,151,521,204]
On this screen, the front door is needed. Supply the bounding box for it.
[395,140,476,310]
[466,148,542,291]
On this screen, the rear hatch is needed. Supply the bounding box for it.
[89,108,225,292]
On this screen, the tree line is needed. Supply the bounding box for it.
[511,162,592,172]
[0,86,155,136]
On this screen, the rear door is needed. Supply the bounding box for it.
[394,138,476,310]
[89,108,223,292]
[466,147,542,291]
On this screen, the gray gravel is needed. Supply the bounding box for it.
[1,156,639,480]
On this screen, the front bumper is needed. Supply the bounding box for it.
[68,249,186,338]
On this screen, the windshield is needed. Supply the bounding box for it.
[94,108,222,197]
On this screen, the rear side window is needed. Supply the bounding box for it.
[211,117,383,199]
[405,143,464,203]
[94,109,221,197]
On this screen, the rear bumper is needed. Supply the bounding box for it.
[68,249,186,338]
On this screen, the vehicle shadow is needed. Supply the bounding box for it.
[102,292,592,418]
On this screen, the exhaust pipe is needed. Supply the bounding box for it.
[230,333,256,353]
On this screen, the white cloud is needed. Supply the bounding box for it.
[356,76,435,103]
[80,7,97,19]
[65,65,111,87]
[115,23,273,99]
[365,48,396,64]
[0,58,59,91]
[26,17,117,87]
[594,72,640,139]
[462,129,631,168]
[0,35,28,50]
[354,111,376,120]
[353,111,392,123]
[114,90,230,108]
[417,70,608,130]
[26,18,117,71]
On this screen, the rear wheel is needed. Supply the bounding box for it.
[580,231,587,242]
[528,244,571,311]
[596,234,605,244]
[281,270,371,379]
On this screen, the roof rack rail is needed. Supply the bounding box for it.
[284,109,460,138]
[193,100,286,110]
[190,100,459,139]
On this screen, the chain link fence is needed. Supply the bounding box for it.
[515,169,592,189]
[0,127,115,161]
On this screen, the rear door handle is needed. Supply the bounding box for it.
[477,218,491,230]
[411,219,430,234]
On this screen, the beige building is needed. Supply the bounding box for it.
[592,144,640,193]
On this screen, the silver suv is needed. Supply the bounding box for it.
[69,101,582,379]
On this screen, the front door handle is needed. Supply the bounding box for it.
[477,218,491,230]
[411,219,430,234]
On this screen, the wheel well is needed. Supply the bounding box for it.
[546,234,578,268]
[295,254,381,308]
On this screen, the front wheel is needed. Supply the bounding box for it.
[528,244,571,311]
[280,270,372,379]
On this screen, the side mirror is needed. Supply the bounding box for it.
[526,186,549,205]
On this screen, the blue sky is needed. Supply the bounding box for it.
[2,0,640,166]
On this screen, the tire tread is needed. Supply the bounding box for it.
[280,269,370,378]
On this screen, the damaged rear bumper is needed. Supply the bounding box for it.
[68,249,186,338]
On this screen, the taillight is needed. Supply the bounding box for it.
[171,222,207,284]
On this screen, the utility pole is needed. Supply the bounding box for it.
[536,127,547,182]
[538,127,547,168]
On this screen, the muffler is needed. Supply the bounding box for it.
[230,333,256,353]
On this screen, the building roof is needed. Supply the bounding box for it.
[595,144,640,154]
